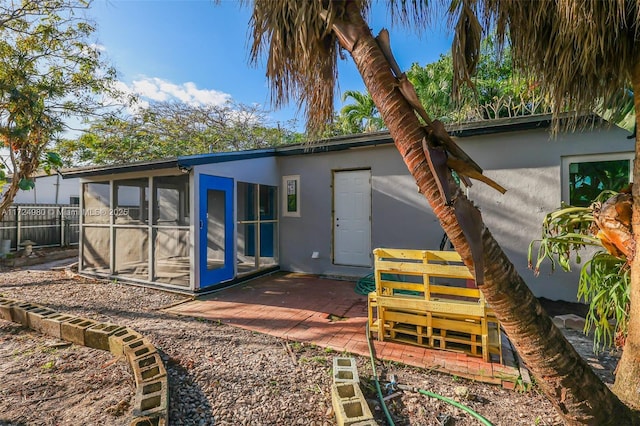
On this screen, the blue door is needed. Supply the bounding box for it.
[199,174,234,288]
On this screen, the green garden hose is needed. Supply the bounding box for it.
[396,384,494,426]
[355,273,376,295]
[365,322,396,426]
[365,322,494,426]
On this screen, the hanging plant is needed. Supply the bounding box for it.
[529,189,632,352]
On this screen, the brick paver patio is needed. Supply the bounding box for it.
[166,272,525,387]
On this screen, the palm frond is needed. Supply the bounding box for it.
[247,0,444,135]
[386,0,431,30]
[450,0,483,101]
[247,0,347,135]
[477,0,639,131]
[596,88,635,133]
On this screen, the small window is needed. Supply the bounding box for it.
[282,175,300,217]
[562,153,633,206]
[69,196,80,206]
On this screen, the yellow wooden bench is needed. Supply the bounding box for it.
[368,248,502,362]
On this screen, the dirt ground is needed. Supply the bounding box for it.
[0,260,621,426]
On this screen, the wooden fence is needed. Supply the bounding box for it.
[0,205,80,253]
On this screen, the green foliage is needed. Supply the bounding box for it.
[596,89,635,133]
[528,205,598,275]
[41,360,55,370]
[17,178,35,191]
[578,253,629,352]
[42,151,63,174]
[569,160,631,207]
[55,101,303,166]
[337,90,385,134]
[406,35,552,123]
[529,192,630,352]
[333,35,550,134]
[407,54,462,122]
[0,0,121,216]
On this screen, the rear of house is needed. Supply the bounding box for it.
[65,114,633,301]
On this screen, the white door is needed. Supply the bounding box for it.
[333,169,372,266]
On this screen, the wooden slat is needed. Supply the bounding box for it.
[376,248,465,264]
[367,292,378,331]
[376,296,486,317]
[431,317,483,335]
[370,248,502,361]
[375,260,426,274]
[429,284,481,299]
[377,296,429,311]
[431,334,482,348]
[375,260,472,279]
[424,250,463,262]
[378,279,424,295]
[385,310,430,327]
[423,263,474,279]
[427,300,486,317]
[374,248,425,260]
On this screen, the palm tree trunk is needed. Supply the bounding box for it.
[612,57,640,411]
[335,2,639,424]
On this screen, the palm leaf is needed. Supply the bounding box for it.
[246,0,442,135]
[247,0,344,134]
[477,0,639,130]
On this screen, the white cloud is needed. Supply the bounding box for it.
[89,43,107,52]
[132,79,169,102]
[119,77,231,109]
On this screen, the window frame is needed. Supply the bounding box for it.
[561,152,634,205]
[281,175,301,217]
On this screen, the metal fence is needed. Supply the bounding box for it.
[0,204,80,252]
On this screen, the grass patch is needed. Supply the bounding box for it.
[42,360,55,369]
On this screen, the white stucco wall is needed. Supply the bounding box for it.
[277,123,633,302]
[277,145,446,277]
[8,174,79,205]
[193,156,279,186]
[461,125,631,300]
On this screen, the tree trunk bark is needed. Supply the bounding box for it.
[612,57,640,410]
[0,156,37,220]
[336,1,639,424]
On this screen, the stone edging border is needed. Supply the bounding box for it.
[0,296,168,426]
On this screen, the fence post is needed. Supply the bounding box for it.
[16,206,21,249]
[12,206,17,251]
[60,206,65,247]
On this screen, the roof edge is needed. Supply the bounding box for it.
[276,113,557,156]
[59,113,588,178]
[60,158,180,179]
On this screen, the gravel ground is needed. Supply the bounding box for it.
[0,263,581,425]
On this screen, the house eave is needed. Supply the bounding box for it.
[59,158,180,179]
[60,149,277,179]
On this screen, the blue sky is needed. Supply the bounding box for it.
[88,0,454,131]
